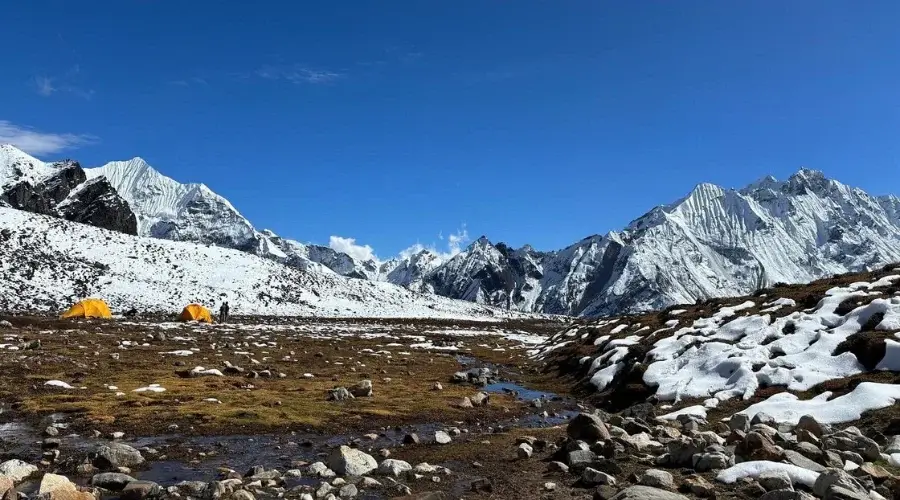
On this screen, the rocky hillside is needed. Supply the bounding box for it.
[0,205,538,320]
[5,143,900,318]
[0,145,136,234]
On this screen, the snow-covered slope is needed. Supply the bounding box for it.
[0,206,530,319]
[409,169,900,316]
[0,144,56,190]
[85,157,380,278]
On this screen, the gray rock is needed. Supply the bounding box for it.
[682,475,715,498]
[824,485,871,500]
[566,449,598,470]
[547,461,569,473]
[338,483,358,498]
[359,477,382,488]
[582,467,616,486]
[91,472,137,491]
[812,469,867,498]
[610,486,690,500]
[95,443,145,469]
[470,392,490,406]
[759,490,815,500]
[0,321,11,328]
[638,469,674,489]
[327,446,377,476]
[517,443,533,459]
[751,412,776,426]
[783,450,826,472]
[44,426,59,437]
[824,430,881,461]
[759,470,793,492]
[403,433,420,445]
[796,415,825,438]
[665,436,704,467]
[0,460,38,483]
[349,380,372,398]
[434,431,451,445]
[376,459,411,477]
[120,481,162,500]
[567,412,611,442]
[692,451,731,472]
[327,387,354,401]
[729,414,751,432]
[306,462,336,478]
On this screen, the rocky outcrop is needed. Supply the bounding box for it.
[57,178,138,235]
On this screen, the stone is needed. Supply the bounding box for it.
[610,486,690,500]
[327,446,377,476]
[692,451,731,472]
[594,485,618,500]
[759,490,815,500]
[582,468,616,486]
[432,382,443,391]
[39,473,77,494]
[751,412,775,426]
[783,450,826,472]
[566,449,599,471]
[517,443,533,459]
[91,472,136,491]
[547,461,569,473]
[45,426,59,437]
[359,477,382,488]
[729,414,751,432]
[813,469,868,498]
[349,380,373,398]
[796,415,825,438]
[825,430,882,461]
[456,397,474,408]
[638,469,674,489]
[94,443,145,469]
[434,431,451,445]
[824,485,872,500]
[682,475,715,498]
[0,477,13,500]
[377,459,411,477]
[0,460,38,483]
[759,470,793,492]
[568,412,611,442]
[665,436,704,467]
[327,387,355,401]
[736,431,783,462]
[403,433,420,445]
[859,462,892,480]
[470,392,489,406]
[0,321,11,328]
[543,482,556,491]
[338,484,357,498]
[120,481,162,500]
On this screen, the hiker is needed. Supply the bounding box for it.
[219,301,230,323]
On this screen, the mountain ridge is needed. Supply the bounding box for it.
[3,143,900,317]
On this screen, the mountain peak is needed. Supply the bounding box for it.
[785,167,832,195]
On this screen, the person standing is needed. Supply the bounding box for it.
[219,302,230,323]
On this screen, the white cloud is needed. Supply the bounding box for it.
[34,76,56,96]
[32,71,94,100]
[255,65,342,85]
[397,225,470,262]
[0,120,97,156]
[329,236,378,262]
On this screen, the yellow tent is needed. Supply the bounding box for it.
[60,299,112,319]
[179,303,213,323]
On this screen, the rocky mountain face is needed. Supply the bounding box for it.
[4,143,900,317]
[84,157,380,279]
[407,169,900,316]
[0,145,137,235]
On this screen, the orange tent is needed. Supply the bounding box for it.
[179,303,213,323]
[60,299,112,319]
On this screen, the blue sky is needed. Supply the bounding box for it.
[2,2,900,259]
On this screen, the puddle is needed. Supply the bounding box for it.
[484,381,556,402]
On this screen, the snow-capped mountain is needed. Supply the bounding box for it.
[409,168,900,316]
[5,142,900,318]
[0,205,530,319]
[0,145,137,234]
[84,157,380,278]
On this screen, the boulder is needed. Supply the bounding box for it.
[736,431,783,462]
[610,486,690,500]
[94,443,145,469]
[692,452,731,472]
[349,380,373,398]
[567,413,611,442]
[783,450,826,473]
[434,431,452,445]
[729,414,751,432]
[0,460,38,483]
[812,469,868,498]
[471,392,490,406]
[91,472,136,491]
[327,387,355,401]
[759,470,794,492]
[327,446,377,476]
[796,415,825,438]
[681,475,715,498]
[582,467,616,486]
[377,459,411,477]
[759,490,815,500]
[638,469,674,489]
[517,443,533,459]
[120,481,162,500]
